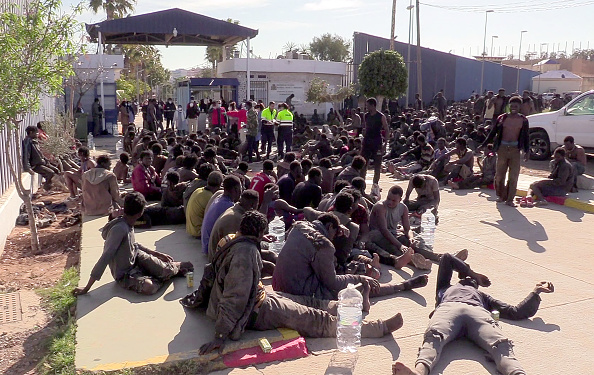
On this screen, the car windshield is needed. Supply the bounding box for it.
[566,93,594,115]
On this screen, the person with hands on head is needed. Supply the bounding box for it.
[74,192,193,296]
[392,253,554,375]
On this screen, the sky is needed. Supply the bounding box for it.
[63,0,594,71]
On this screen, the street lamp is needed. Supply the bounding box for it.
[405,2,414,107]
[480,10,494,95]
[516,30,528,93]
[491,35,498,58]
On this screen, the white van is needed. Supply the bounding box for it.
[528,90,594,160]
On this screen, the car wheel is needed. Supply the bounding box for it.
[529,130,551,160]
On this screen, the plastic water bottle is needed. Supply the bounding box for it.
[336,283,363,353]
[87,133,95,150]
[115,139,123,158]
[421,211,436,249]
[268,216,285,254]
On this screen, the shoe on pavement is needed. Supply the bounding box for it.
[410,253,432,270]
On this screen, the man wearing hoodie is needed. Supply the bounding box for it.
[22,125,60,190]
[81,155,123,216]
[74,192,193,296]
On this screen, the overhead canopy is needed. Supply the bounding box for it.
[86,8,258,47]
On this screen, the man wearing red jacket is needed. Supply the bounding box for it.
[131,150,162,201]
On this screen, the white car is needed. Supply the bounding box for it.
[528,89,594,160]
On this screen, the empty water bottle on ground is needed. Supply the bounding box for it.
[87,133,95,150]
[268,216,285,254]
[421,211,436,249]
[115,139,123,158]
[336,283,363,353]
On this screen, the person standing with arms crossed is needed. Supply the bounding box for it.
[361,97,389,186]
[480,96,530,207]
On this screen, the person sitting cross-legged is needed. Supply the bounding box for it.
[81,154,122,216]
[272,212,429,312]
[131,150,162,201]
[74,192,193,296]
[392,253,554,375]
[196,211,406,355]
[367,185,466,270]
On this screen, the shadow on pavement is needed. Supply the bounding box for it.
[480,206,548,253]
[540,203,587,223]
[76,279,171,319]
[503,316,560,332]
[430,338,498,374]
[324,351,359,375]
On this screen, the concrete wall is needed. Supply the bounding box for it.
[0,174,39,255]
[531,78,582,94]
[218,58,346,117]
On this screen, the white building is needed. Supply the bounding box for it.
[531,70,583,94]
[66,54,124,133]
[217,58,348,117]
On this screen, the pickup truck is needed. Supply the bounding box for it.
[528,89,594,160]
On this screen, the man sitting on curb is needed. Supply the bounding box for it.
[74,192,193,296]
[392,253,554,375]
[528,147,574,205]
[196,211,405,355]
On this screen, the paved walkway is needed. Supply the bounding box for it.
[75,138,594,373]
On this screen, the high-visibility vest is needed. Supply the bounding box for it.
[276,109,293,127]
[261,107,277,124]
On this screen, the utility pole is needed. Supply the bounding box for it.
[405,1,414,107]
[415,0,422,107]
[390,0,397,50]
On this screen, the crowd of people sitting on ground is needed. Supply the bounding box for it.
[56,91,581,374]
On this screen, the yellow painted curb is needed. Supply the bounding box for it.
[564,198,594,213]
[86,329,302,372]
[516,189,528,197]
[277,328,300,340]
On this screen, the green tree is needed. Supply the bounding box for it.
[205,19,240,70]
[0,0,79,254]
[116,77,149,101]
[358,49,407,107]
[205,46,223,70]
[89,0,135,20]
[306,77,354,125]
[309,33,351,62]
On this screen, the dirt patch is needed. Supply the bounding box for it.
[0,190,81,374]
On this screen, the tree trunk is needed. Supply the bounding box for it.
[5,124,41,254]
[375,95,385,112]
[333,102,345,125]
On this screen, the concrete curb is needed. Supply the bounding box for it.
[515,187,594,213]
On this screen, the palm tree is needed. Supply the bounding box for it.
[89,0,135,20]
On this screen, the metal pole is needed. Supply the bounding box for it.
[136,68,140,105]
[491,35,498,58]
[516,30,527,93]
[390,0,397,50]
[405,1,413,107]
[415,0,422,107]
[480,10,493,95]
[98,29,105,134]
[247,37,251,101]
